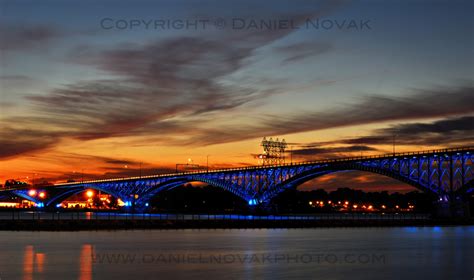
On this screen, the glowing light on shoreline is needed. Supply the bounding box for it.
[86,190,94,198]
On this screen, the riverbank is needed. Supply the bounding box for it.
[1,218,473,231]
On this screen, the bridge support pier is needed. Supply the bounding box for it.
[248,201,275,215]
[433,197,470,218]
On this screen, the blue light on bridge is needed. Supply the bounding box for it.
[145,203,149,207]
[432,226,442,232]
[248,199,258,206]
[36,202,44,208]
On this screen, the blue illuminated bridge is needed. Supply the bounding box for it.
[3,146,474,213]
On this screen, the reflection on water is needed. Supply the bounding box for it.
[35,253,45,273]
[0,227,472,280]
[22,246,47,279]
[23,245,33,280]
[21,244,93,280]
[79,245,93,280]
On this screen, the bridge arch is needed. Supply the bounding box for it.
[264,164,440,203]
[135,176,251,207]
[44,185,127,208]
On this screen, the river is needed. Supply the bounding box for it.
[0,227,473,279]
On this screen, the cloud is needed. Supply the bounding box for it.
[340,115,474,147]
[23,152,177,183]
[183,84,474,145]
[276,41,333,63]
[291,145,378,158]
[33,30,282,124]
[0,127,60,159]
[0,23,61,51]
[18,5,342,153]
[9,32,271,158]
[284,115,474,160]
[380,115,474,135]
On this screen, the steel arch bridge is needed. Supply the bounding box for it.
[4,146,474,211]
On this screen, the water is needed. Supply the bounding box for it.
[0,227,473,280]
[0,211,429,221]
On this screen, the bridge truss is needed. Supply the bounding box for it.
[5,147,474,211]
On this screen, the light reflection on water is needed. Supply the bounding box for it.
[22,245,33,280]
[79,245,93,280]
[0,227,472,280]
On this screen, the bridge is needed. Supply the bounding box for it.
[2,146,473,215]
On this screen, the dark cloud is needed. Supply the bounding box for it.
[276,42,333,63]
[184,84,474,145]
[381,115,474,135]
[0,128,60,159]
[20,8,341,152]
[291,145,377,158]
[0,23,61,51]
[91,37,253,86]
[340,115,474,147]
[0,75,35,81]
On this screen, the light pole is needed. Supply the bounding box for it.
[139,162,142,178]
[206,155,210,172]
[124,164,129,178]
[32,173,37,186]
[392,134,397,155]
[290,146,293,164]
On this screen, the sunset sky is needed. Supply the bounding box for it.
[1,0,473,192]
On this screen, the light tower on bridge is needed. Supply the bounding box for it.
[260,137,288,165]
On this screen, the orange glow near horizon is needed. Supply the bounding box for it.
[0,138,460,193]
[0,120,451,184]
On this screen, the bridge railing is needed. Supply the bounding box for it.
[50,146,473,186]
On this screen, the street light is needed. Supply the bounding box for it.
[81,168,85,183]
[206,155,210,172]
[392,134,398,155]
[123,164,129,178]
[32,173,37,186]
[290,146,293,164]
[139,162,142,178]
[86,190,94,198]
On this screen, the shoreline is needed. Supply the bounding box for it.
[1,218,473,231]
